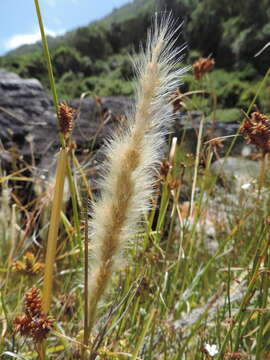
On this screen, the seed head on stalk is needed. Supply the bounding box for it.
[87,14,187,335]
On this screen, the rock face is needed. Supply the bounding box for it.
[0,69,54,152]
[0,68,252,175]
[0,69,133,172]
[211,156,261,189]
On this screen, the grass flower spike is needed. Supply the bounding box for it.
[87,15,187,333]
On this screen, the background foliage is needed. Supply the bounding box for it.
[0,0,269,104]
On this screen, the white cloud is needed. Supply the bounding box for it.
[5,28,64,50]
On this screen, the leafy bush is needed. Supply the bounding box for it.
[52,46,93,77]
[207,107,241,122]
[69,24,113,60]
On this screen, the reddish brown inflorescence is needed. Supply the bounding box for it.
[58,102,76,137]
[24,286,43,317]
[13,287,53,342]
[170,88,184,113]
[13,252,44,276]
[192,57,215,80]
[240,111,270,154]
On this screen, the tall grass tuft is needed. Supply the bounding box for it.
[87,15,187,335]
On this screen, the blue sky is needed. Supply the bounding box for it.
[0,0,130,55]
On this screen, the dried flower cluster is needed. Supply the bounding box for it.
[170,88,184,112]
[160,159,172,178]
[58,102,76,137]
[207,137,225,150]
[192,57,215,80]
[240,111,270,154]
[13,252,44,276]
[14,287,53,342]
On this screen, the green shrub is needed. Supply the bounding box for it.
[52,46,93,77]
[207,107,241,122]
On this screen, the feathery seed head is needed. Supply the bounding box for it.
[87,14,187,332]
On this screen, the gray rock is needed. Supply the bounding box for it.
[0,69,133,174]
[211,156,261,188]
[174,112,247,155]
[0,69,255,180]
[174,281,245,330]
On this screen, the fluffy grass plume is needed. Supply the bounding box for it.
[87,14,186,332]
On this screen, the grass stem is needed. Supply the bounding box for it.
[43,148,67,314]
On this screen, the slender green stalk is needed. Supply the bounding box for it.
[217,226,267,358]
[33,0,61,125]
[34,0,82,248]
[255,242,270,359]
[66,160,82,251]
[189,115,204,219]
[131,308,156,360]
[258,152,268,193]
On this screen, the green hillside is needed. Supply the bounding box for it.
[1,0,269,102]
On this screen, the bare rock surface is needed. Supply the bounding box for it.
[211,156,261,189]
[0,69,133,173]
[0,69,251,176]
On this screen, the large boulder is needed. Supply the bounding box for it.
[0,69,133,173]
[211,156,261,189]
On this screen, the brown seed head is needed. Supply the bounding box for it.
[160,159,171,178]
[24,286,42,317]
[170,89,183,113]
[240,111,270,154]
[58,103,76,136]
[192,57,215,80]
[208,137,225,150]
[30,314,54,342]
[13,315,32,336]
[13,252,44,276]
[14,287,53,342]
[95,96,102,106]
